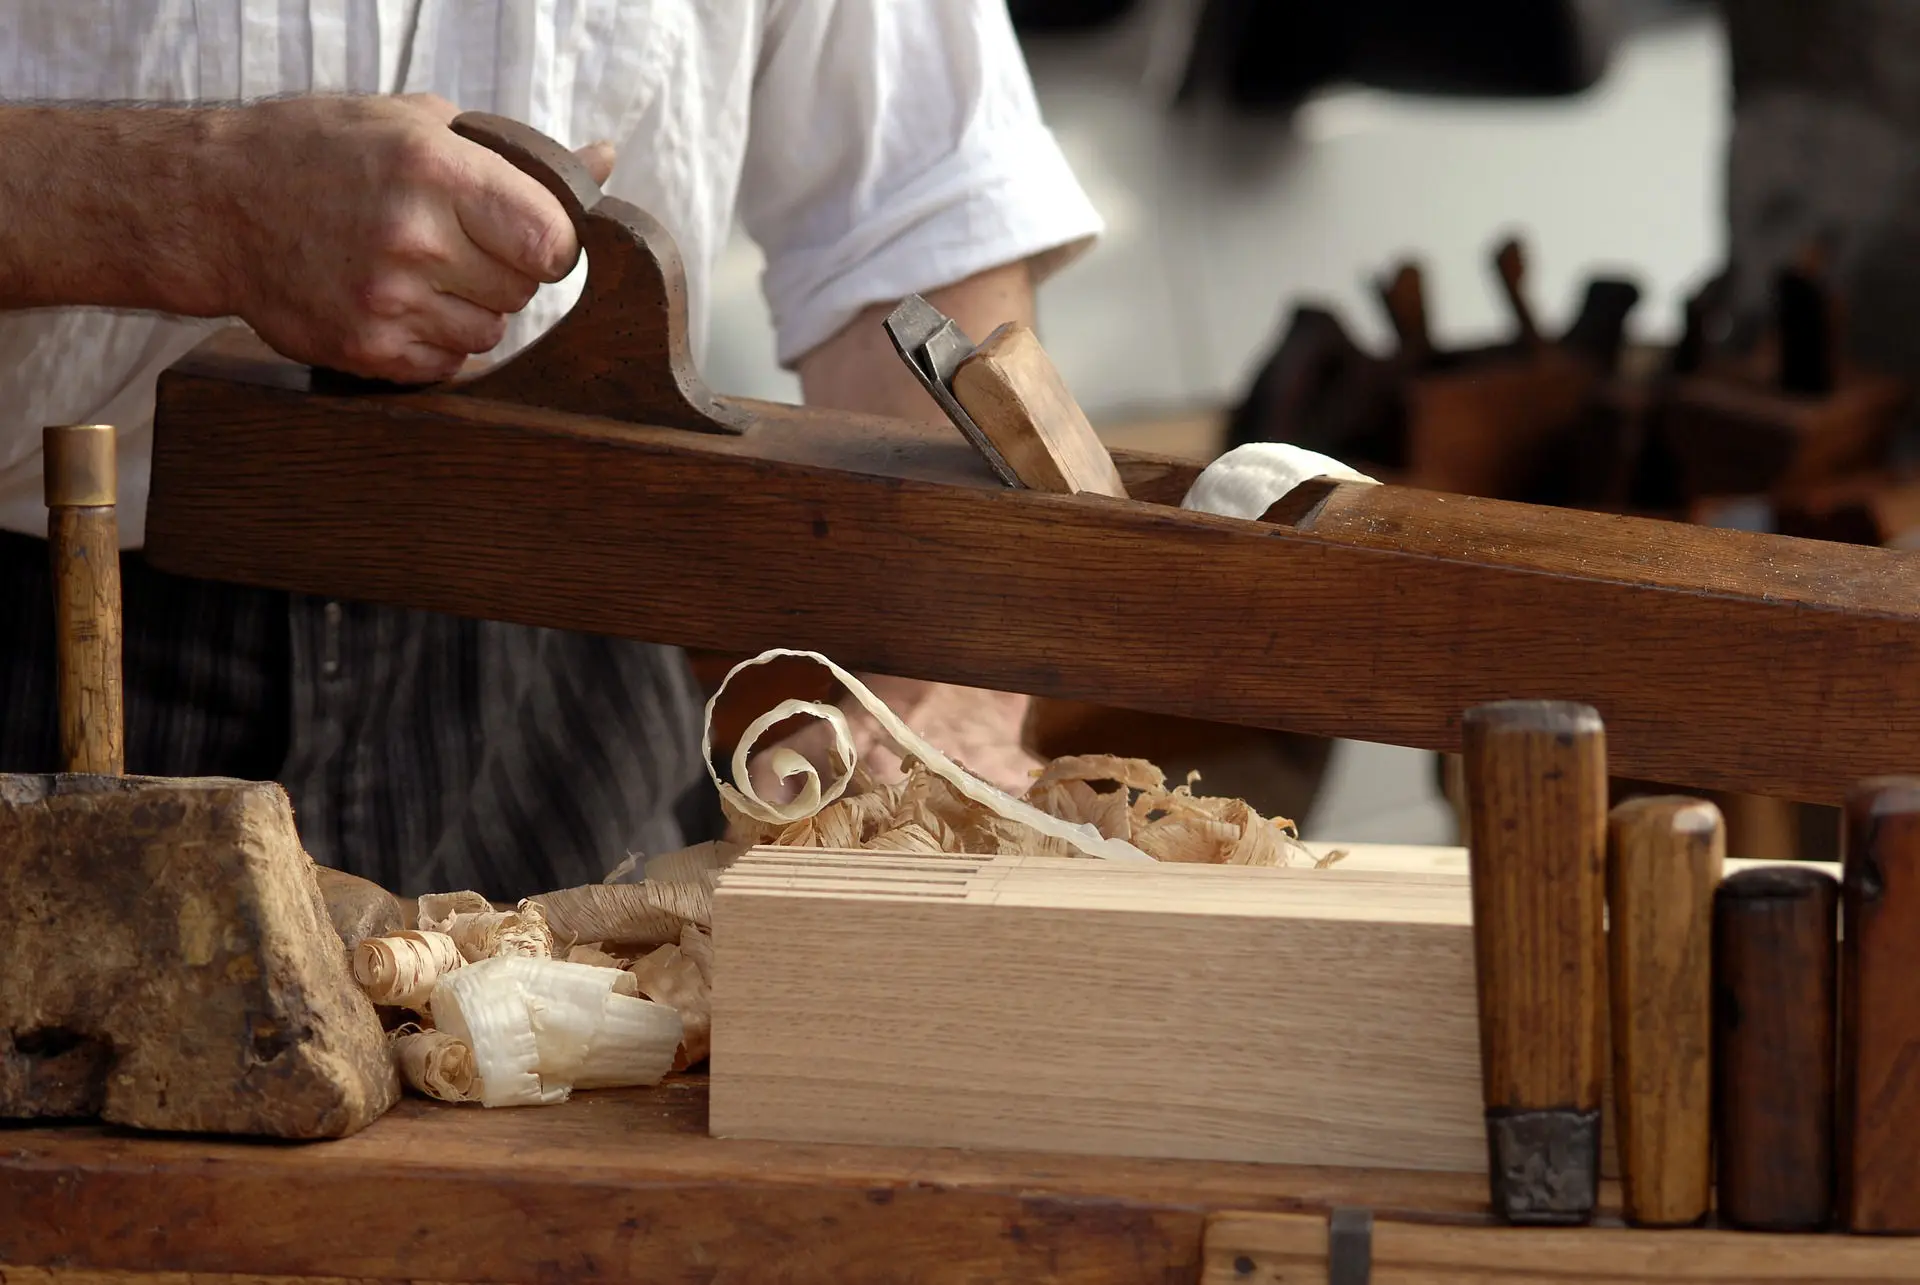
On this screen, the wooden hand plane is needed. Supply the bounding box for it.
[146,114,1920,804]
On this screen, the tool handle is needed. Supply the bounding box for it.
[1375,262,1431,365]
[1839,776,1920,1231]
[1493,237,1541,347]
[1462,699,1607,1225]
[316,113,745,435]
[43,424,124,776]
[1607,795,1721,1228]
[950,322,1127,498]
[1713,864,1837,1232]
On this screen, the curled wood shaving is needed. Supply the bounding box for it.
[442,898,554,962]
[1031,755,1166,792]
[418,890,492,933]
[704,650,1149,861]
[626,930,713,1071]
[1180,442,1379,520]
[566,943,629,969]
[706,651,1313,868]
[567,943,642,996]
[353,930,465,1010]
[532,840,740,950]
[1127,783,1302,867]
[389,1024,479,1103]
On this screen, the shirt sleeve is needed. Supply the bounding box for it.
[739,0,1104,368]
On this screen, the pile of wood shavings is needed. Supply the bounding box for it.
[706,649,1318,867]
[349,894,710,1105]
[725,751,1314,867]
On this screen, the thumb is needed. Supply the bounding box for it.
[573,139,616,186]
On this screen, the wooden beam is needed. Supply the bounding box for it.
[146,347,1920,802]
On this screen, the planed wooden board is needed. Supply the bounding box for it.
[711,844,1834,1177]
[711,848,1489,1172]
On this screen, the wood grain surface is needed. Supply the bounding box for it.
[1462,704,1608,1115]
[1606,796,1721,1228]
[1201,1210,1920,1284]
[0,1079,1505,1285]
[1713,865,1839,1232]
[1461,702,1607,1224]
[144,347,1920,805]
[951,322,1128,497]
[1839,777,1920,1233]
[46,508,122,776]
[709,849,1485,1173]
[436,114,748,434]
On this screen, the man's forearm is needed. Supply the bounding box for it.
[0,105,236,315]
[796,260,1035,419]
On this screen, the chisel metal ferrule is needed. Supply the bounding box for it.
[1485,1107,1600,1225]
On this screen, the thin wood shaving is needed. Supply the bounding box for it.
[704,650,1150,861]
[389,1024,479,1103]
[441,898,554,962]
[417,890,492,933]
[703,651,1315,867]
[352,930,464,1011]
[531,840,740,950]
[626,928,713,1071]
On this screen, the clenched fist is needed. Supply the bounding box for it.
[207,94,614,383]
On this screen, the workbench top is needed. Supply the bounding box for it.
[6,1077,1920,1283]
[0,1073,1479,1283]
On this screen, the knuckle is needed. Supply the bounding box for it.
[503,274,539,312]
[473,311,509,351]
[392,129,454,184]
[378,215,443,267]
[524,214,576,280]
[356,275,413,322]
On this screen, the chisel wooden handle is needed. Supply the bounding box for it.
[42,424,123,776]
[950,322,1128,499]
[1493,237,1541,347]
[1713,865,1838,1232]
[1462,700,1607,1225]
[1376,261,1431,365]
[1840,777,1920,1232]
[1607,796,1722,1228]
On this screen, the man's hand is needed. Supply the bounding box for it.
[0,97,617,384]
[213,95,608,383]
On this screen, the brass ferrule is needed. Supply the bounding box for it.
[43,424,118,509]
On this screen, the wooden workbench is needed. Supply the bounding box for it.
[5,1077,1919,1284]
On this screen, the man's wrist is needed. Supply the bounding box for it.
[0,103,249,317]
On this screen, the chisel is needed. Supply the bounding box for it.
[1713,865,1838,1231]
[1462,700,1607,1225]
[1839,777,1920,1233]
[1607,796,1722,1228]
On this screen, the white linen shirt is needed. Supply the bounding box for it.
[0,1,1101,544]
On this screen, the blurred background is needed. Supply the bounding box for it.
[706,2,1912,857]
